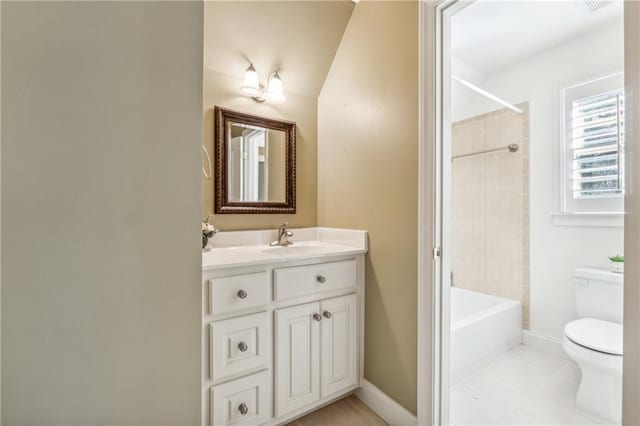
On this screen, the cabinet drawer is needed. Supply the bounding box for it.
[210,370,270,426]
[210,312,269,382]
[273,259,356,301]
[209,272,268,315]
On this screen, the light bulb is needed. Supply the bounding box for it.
[265,72,286,103]
[241,64,261,97]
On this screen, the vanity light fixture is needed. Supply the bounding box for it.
[241,63,261,97]
[241,63,286,103]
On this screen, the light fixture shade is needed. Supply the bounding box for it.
[265,72,286,102]
[241,64,261,97]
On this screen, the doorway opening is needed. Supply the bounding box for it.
[420,1,630,424]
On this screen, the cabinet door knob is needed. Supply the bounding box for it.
[323,311,332,319]
[237,289,247,299]
[312,313,322,322]
[238,403,249,415]
[237,341,248,352]
[316,275,326,283]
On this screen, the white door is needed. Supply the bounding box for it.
[228,136,243,201]
[320,294,358,397]
[242,129,263,201]
[275,302,321,417]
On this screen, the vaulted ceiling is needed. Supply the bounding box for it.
[204,1,354,99]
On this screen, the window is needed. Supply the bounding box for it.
[561,73,625,214]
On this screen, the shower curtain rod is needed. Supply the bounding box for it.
[452,75,524,114]
[452,144,520,161]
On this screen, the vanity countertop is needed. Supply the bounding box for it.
[202,227,368,271]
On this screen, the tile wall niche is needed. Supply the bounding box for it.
[451,104,530,328]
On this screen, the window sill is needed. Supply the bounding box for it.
[551,212,624,228]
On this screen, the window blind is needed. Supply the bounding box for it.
[570,89,625,198]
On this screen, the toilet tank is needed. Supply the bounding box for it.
[575,268,623,324]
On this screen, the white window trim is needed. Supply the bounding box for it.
[553,71,625,227]
[551,211,624,227]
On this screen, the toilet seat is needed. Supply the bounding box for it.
[564,318,622,356]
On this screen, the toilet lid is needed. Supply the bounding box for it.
[565,318,623,356]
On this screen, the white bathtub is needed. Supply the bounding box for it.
[450,287,522,384]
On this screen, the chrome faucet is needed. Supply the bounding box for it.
[270,222,294,247]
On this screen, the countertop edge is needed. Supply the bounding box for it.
[202,247,367,272]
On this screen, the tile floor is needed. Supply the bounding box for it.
[450,345,618,426]
[285,395,387,426]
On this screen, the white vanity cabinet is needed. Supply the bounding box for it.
[201,227,367,426]
[274,294,358,417]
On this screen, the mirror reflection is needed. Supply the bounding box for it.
[227,122,287,203]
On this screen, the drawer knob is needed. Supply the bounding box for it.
[237,341,248,352]
[237,289,247,299]
[316,275,326,284]
[323,311,332,319]
[312,313,322,322]
[238,403,249,415]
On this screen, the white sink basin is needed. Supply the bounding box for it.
[261,245,326,256]
[202,228,368,270]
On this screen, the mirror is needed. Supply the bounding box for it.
[227,122,287,203]
[214,107,296,214]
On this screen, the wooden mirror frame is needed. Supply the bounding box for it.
[214,106,296,214]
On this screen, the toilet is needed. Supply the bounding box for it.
[563,268,623,422]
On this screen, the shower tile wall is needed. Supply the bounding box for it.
[452,104,530,328]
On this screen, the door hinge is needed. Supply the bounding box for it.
[433,246,441,260]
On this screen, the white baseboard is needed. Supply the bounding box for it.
[522,330,568,359]
[354,379,417,426]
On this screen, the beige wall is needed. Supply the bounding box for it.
[2,2,203,424]
[317,1,419,414]
[624,2,640,424]
[203,69,318,229]
[0,1,3,420]
[202,1,352,231]
[452,106,530,327]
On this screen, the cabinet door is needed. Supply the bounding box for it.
[320,294,358,397]
[275,302,321,417]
